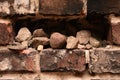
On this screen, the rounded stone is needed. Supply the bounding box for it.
[30,37,49,48]
[90,37,101,48]
[50,32,66,49]
[33,29,48,37]
[76,30,91,44]
[15,27,32,42]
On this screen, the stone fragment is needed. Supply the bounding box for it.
[0,19,13,45]
[15,27,32,42]
[21,41,29,48]
[89,48,120,73]
[66,36,78,49]
[89,37,100,48]
[86,44,92,49]
[40,49,86,72]
[76,30,91,44]
[33,29,48,37]
[50,32,66,49]
[37,45,44,51]
[77,44,86,49]
[30,37,49,48]
[7,44,26,50]
[7,41,29,50]
[0,48,39,72]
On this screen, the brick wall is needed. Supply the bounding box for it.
[0,0,120,80]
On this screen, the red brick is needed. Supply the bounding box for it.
[40,49,86,72]
[39,0,86,15]
[0,47,39,72]
[88,0,120,14]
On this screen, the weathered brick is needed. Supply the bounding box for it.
[39,0,87,15]
[0,0,39,15]
[89,48,120,73]
[108,14,120,45]
[0,47,39,72]
[0,19,13,45]
[40,49,86,72]
[88,0,120,14]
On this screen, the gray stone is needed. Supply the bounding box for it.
[50,32,66,49]
[76,30,91,44]
[33,29,48,37]
[89,37,100,48]
[15,27,32,42]
[66,36,78,49]
[30,37,49,48]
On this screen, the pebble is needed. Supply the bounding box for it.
[50,32,66,49]
[76,30,91,44]
[66,36,78,49]
[15,27,32,42]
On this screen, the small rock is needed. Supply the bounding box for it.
[7,41,28,50]
[7,44,26,50]
[50,32,66,48]
[86,44,92,49]
[76,30,91,44]
[30,37,49,48]
[21,41,29,48]
[33,29,48,37]
[89,37,101,48]
[37,45,44,51]
[66,36,78,49]
[15,27,32,42]
[77,44,86,49]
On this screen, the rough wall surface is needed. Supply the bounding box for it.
[0,0,120,80]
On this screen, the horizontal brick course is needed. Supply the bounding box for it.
[89,48,120,73]
[0,47,39,72]
[40,49,86,72]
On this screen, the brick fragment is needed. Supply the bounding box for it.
[89,48,120,73]
[0,19,13,45]
[108,14,120,45]
[40,49,86,72]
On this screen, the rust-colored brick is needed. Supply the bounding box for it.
[39,0,85,15]
[40,49,86,72]
[0,47,39,72]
